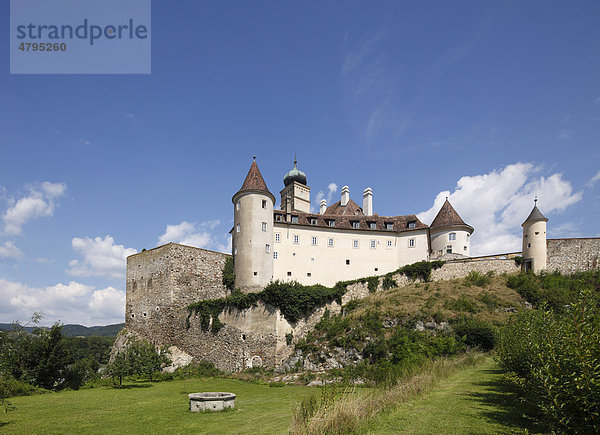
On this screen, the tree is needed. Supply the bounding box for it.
[127,338,170,382]
[107,350,130,387]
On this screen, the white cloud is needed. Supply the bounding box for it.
[556,129,572,142]
[586,170,600,188]
[158,220,230,253]
[313,183,339,211]
[418,163,582,256]
[2,181,66,236]
[67,235,137,280]
[0,278,125,326]
[0,241,23,260]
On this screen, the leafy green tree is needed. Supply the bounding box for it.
[127,338,170,382]
[107,350,130,387]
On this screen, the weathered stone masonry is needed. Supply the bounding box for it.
[547,238,600,274]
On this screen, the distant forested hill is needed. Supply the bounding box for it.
[0,322,124,337]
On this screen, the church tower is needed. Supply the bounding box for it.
[279,157,310,214]
[232,158,275,292]
[521,198,548,273]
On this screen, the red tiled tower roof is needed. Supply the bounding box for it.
[233,159,275,203]
[430,199,473,233]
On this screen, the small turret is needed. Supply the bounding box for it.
[521,198,548,273]
[232,157,275,292]
[429,198,474,258]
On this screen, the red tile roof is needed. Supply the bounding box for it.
[430,199,473,232]
[324,199,364,216]
[273,209,427,233]
[233,160,275,204]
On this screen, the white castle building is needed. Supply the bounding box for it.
[231,158,474,291]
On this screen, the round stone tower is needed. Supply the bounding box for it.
[232,158,275,293]
[521,198,548,273]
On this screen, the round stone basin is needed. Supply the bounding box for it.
[189,392,236,412]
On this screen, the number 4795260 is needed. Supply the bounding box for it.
[18,42,67,52]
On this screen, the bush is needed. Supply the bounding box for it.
[382,276,397,290]
[222,256,235,291]
[444,294,480,313]
[451,316,496,351]
[497,290,600,433]
[464,270,494,287]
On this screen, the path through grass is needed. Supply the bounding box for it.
[361,357,544,434]
[1,377,314,434]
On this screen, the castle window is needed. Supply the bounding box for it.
[346,259,350,265]
[293,234,299,244]
[327,219,335,227]
[446,246,452,254]
[310,218,317,225]
[464,246,467,251]
[291,216,299,223]
[449,232,456,241]
[275,214,282,222]
[387,240,393,248]
[370,240,376,249]
[312,236,318,245]
[369,222,376,229]
[265,244,270,253]
[385,223,394,230]
[353,240,359,248]
[466,234,470,240]
[374,267,378,272]
[527,243,531,248]
[234,246,237,255]
[328,238,334,247]
[236,201,240,211]
[307,272,311,277]
[236,224,240,233]
[273,251,278,259]
[409,238,415,248]
[287,271,292,276]
[407,221,416,229]
[262,222,267,232]
[351,221,360,228]
[254,271,258,276]
[275,233,280,242]
[262,200,267,209]
[535,232,539,235]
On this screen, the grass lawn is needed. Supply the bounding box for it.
[1,378,314,434]
[360,357,546,434]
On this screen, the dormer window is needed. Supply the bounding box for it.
[407,221,416,229]
[369,222,376,229]
[310,218,317,225]
[351,221,360,229]
[385,222,393,230]
[291,216,299,223]
[327,219,335,227]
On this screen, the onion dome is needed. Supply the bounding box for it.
[283,157,307,186]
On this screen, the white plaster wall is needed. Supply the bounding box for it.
[431,229,471,258]
[522,220,547,273]
[233,192,274,292]
[272,224,428,286]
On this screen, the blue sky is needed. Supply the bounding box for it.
[1,1,599,325]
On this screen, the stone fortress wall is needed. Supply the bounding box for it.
[124,244,530,372]
[546,238,600,274]
[124,240,598,371]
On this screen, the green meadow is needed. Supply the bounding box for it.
[2,378,314,434]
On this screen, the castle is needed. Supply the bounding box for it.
[232,158,474,291]
[123,158,600,371]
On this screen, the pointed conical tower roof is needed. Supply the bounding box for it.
[233,157,275,203]
[521,200,548,227]
[430,199,474,233]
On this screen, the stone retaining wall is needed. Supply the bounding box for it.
[547,238,600,274]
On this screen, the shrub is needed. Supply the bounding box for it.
[382,276,397,290]
[451,316,496,351]
[444,294,479,313]
[222,256,235,291]
[464,270,494,287]
[497,289,600,433]
[366,277,379,293]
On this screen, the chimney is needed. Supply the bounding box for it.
[341,185,350,207]
[320,199,327,214]
[363,188,373,216]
